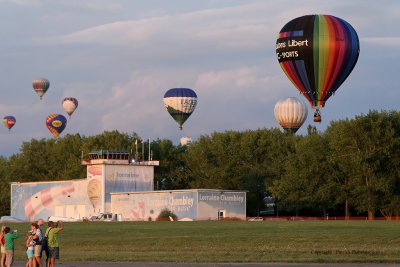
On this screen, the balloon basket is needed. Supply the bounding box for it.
[313,112,322,123]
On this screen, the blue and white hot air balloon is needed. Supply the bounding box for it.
[163,88,197,130]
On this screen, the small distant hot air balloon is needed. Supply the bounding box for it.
[32,78,50,100]
[163,88,197,130]
[62,97,78,118]
[276,15,360,122]
[46,114,67,138]
[274,97,308,133]
[180,136,193,146]
[2,116,16,131]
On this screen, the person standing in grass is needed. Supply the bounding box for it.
[37,219,48,267]
[30,223,42,267]
[26,231,35,267]
[46,221,63,267]
[0,225,6,267]
[4,227,19,267]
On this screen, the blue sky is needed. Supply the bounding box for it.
[1,0,399,156]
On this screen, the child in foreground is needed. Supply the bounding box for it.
[26,231,35,267]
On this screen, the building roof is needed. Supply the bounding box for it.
[110,189,247,195]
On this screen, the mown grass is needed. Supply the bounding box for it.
[5,220,400,263]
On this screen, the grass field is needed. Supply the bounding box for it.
[4,220,400,263]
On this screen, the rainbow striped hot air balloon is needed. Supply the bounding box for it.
[276,15,360,122]
[32,78,50,100]
[46,114,67,138]
[3,116,16,131]
[163,88,197,130]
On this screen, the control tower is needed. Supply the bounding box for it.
[81,150,159,212]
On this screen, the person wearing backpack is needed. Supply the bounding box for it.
[37,219,48,267]
[30,223,42,267]
[45,221,63,267]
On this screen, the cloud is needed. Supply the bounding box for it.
[34,2,274,51]
[98,70,183,137]
[93,64,289,142]
[361,37,400,47]
[67,1,122,12]
[193,66,291,131]
[0,0,40,6]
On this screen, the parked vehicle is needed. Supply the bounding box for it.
[90,212,118,221]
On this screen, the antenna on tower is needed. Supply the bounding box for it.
[148,138,151,161]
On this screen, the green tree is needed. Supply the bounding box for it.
[178,129,295,216]
[270,132,334,215]
[0,157,11,216]
[151,139,188,190]
[81,130,140,156]
[326,111,400,219]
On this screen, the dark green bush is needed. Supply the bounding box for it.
[157,208,177,221]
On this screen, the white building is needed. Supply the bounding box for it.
[10,150,246,221]
[111,189,246,221]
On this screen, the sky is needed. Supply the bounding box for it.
[0,0,399,157]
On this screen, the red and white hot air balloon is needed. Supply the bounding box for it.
[62,97,79,118]
[32,78,50,100]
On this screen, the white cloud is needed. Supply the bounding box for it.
[97,70,189,136]
[34,2,274,51]
[361,37,400,47]
[69,1,122,12]
[1,0,40,6]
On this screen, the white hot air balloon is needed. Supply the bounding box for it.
[180,136,193,146]
[274,97,308,133]
[62,97,79,118]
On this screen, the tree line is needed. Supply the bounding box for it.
[1,110,399,219]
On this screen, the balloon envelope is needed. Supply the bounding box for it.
[62,97,79,117]
[180,136,193,146]
[33,78,50,100]
[46,114,67,138]
[3,116,16,131]
[274,97,308,133]
[276,15,360,120]
[163,88,197,130]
